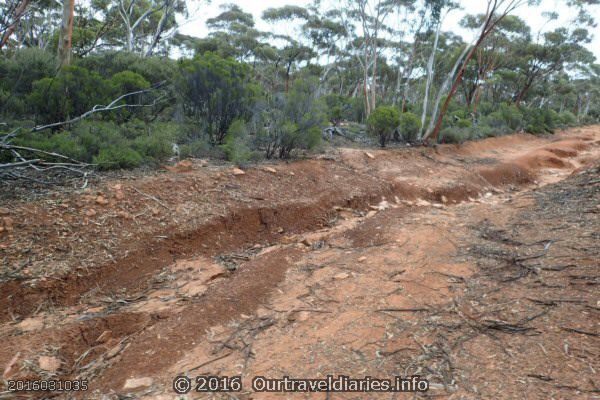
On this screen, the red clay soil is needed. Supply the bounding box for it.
[0,126,599,399]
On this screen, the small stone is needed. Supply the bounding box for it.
[17,317,44,332]
[377,200,390,211]
[85,209,97,217]
[95,196,108,206]
[441,195,448,203]
[117,211,132,219]
[38,356,61,373]
[301,238,312,247]
[358,256,367,262]
[276,227,284,233]
[416,199,431,207]
[123,377,153,390]
[290,172,295,176]
[0,207,10,215]
[334,272,349,280]
[264,167,277,174]
[364,151,375,159]
[150,208,160,216]
[232,168,245,175]
[484,192,493,198]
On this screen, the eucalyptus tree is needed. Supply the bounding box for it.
[204,3,264,62]
[339,0,397,117]
[459,15,530,114]
[510,27,594,106]
[422,0,538,143]
[262,5,316,92]
[113,0,188,55]
[0,0,32,49]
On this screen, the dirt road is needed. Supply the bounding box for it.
[1,126,599,399]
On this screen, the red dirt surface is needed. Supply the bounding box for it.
[1,126,599,399]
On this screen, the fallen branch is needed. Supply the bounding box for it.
[132,187,169,209]
[30,83,167,133]
[560,326,599,337]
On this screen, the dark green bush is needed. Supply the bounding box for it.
[254,77,324,158]
[178,52,258,145]
[557,111,577,127]
[94,147,143,170]
[398,112,421,141]
[221,119,254,163]
[0,48,56,102]
[456,118,472,128]
[441,127,474,144]
[367,106,400,147]
[524,108,559,134]
[29,66,109,123]
[77,51,177,83]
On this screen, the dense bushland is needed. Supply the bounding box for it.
[1,0,599,171]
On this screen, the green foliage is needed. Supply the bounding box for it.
[178,52,257,145]
[29,66,109,123]
[0,48,56,98]
[397,112,421,141]
[441,127,474,144]
[0,48,57,117]
[94,147,143,170]
[557,111,577,127]
[77,52,177,83]
[254,76,324,158]
[456,118,472,128]
[221,119,255,164]
[109,71,151,94]
[524,108,559,134]
[478,104,524,134]
[11,120,182,170]
[367,106,400,147]
[323,94,352,125]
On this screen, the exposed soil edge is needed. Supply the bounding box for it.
[0,148,553,324]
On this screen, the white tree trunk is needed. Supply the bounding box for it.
[419,19,442,140]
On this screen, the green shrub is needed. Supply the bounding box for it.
[473,125,496,139]
[557,111,577,127]
[94,146,143,170]
[29,66,109,123]
[524,108,559,134]
[221,119,254,163]
[254,76,324,158]
[133,133,173,162]
[498,104,524,131]
[109,71,150,94]
[178,52,257,145]
[479,104,523,134]
[12,131,86,161]
[0,48,56,101]
[367,106,400,147]
[456,118,472,128]
[77,51,177,83]
[441,127,474,144]
[398,112,421,141]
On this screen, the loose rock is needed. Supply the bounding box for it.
[38,356,61,373]
[123,377,154,390]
